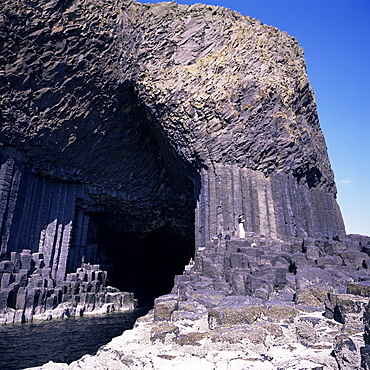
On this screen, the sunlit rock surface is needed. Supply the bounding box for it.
[1,0,369,368]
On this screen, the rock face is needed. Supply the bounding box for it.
[1,0,368,366]
[363,301,370,369]
[0,0,345,308]
[26,233,370,369]
[0,248,137,324]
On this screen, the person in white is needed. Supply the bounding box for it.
[238,214,245,239]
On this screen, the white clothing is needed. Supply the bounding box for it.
[239,222,245,238]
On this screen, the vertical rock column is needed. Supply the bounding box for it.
[37,180,81,283]
[0,149,23,256]
[66,208,91,274]
[195,168,211,248]
[0,147,87,282]
[194,164,346,245]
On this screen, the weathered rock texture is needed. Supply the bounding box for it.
[0,247,137,324]
[1,0,369,368]
[0,0,346,309]
[1,0,344,231]
[26,233,370,370]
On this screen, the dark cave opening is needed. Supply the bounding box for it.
[93,217,194,307]
[85,214,194,306]
[61,83,201,307]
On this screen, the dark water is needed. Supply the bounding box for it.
[0,307,150,370]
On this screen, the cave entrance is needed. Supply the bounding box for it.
[69,178,198,307]
[64,83,200,307]
[94,219,193,307]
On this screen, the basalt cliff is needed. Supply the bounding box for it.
[1,0,370,369]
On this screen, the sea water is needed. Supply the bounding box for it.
[0,307,149,370]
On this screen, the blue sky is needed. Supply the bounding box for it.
[136,0,370,236]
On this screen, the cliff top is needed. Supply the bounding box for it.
[0,0,335,194]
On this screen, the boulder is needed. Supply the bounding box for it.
[263,302,298,322]
[189,289,225,308]
[171,300,207,322]
[340,251,368,270]
[295,267,336,307]
[295,316,322,346]
[332,334,362,370]
[325,292,368,326]
[150,322,179,343]
[153,294,178,321]
[208,298,263,329]
[347,282,370,297]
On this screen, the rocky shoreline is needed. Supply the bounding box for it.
[26,233,370,369]
[1,0,369,368]
[0,253,137,325]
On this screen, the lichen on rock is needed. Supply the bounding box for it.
[1,0,370,369]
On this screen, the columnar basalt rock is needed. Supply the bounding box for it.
[0,0,369,367]
[30,234,370,369]
[13,236,363,367]
[0,0,346,309]
[172,234,370,308]
[0,0,344,245]
[0,247,136,324]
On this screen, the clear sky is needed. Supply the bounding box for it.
[136,0,370,236]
